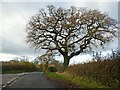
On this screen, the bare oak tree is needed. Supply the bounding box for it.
[26,5,118,69]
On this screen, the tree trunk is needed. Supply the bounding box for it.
[63,55,70,70]
[45,61,48,72]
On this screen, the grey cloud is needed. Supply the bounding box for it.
[0,2,118,60]
[1,37,40,55]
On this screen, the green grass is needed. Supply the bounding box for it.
[47,72,109,88]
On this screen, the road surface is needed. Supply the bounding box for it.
[4,72,59,88]
[2,73,18,86]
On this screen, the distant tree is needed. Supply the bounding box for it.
[12,57,20,62]
[37,51,54,71]
[33,58,39,64]
[26,5,118,69]
[50,59,63,71]
[20,56,29,62]
[10,60,19,63]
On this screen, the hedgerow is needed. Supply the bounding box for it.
[1,61,38,73]
[66,50,120,88]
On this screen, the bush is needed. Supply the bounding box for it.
[66,50,120,88]
[48,66,57,72]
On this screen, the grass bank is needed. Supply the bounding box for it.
[47,50,120,88]
[66,51,120,88]
[46,72,108,88]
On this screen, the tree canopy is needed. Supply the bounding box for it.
[26,5,118,69]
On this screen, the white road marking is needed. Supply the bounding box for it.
[2,72,28,88]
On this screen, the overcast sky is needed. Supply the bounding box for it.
[0,0,119,64]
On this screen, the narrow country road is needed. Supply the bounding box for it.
[4,72,59,88]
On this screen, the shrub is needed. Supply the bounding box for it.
[66,50,120,88]
[48,66,57,72]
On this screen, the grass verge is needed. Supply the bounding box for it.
[46,72,109,88]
